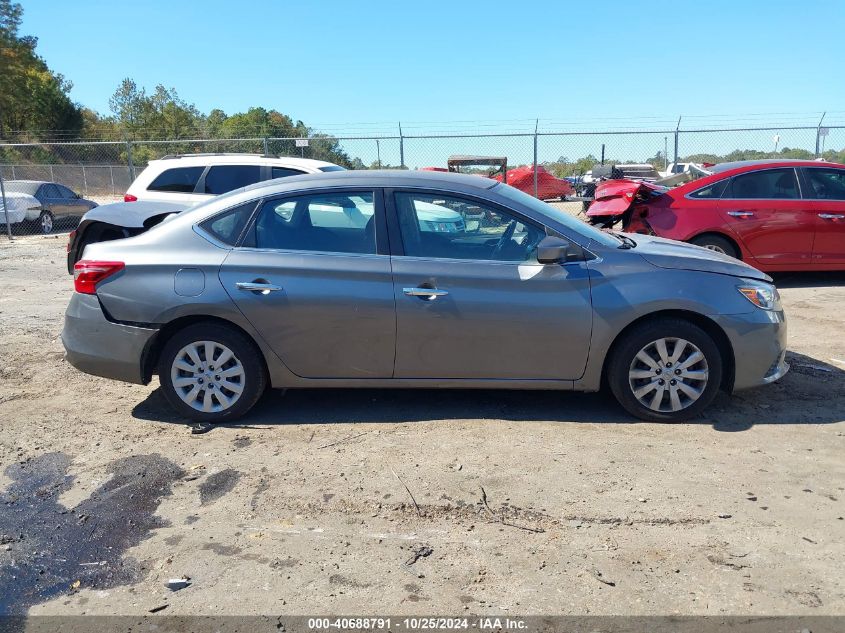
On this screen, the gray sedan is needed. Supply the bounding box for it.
[62,170,788,423]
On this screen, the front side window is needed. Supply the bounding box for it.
[394,192,545,262]
[803,168,845,200]
[725,168,799,199]
[251,191,376,254]
[688,179,729,199]
[199,202,257,245]
[148,166,204,193]
[204,165,262,194]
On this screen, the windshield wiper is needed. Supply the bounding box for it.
[612,232,637,249]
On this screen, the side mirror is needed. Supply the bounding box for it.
[536,235,574,264]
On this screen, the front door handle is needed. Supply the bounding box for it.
[727,210,755,218]
[403,287,448,299]
[818,213,845,220]
[236,281,283,294]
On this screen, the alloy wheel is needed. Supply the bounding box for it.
[628,337,709,413]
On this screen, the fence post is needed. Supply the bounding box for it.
[673,116,681,165]
[0,167,11,240]
[263,136,270,155]
[399,122,405,169]
[49,164,54,181]
[533,119,539,198]
[110,166,115,199]
[815,112,826,158]
[81,164,88,196]
[10,165,14,179]
[125,139,135,181]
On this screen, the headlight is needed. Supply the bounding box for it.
[737,280,781,311]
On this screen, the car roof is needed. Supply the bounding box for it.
[147,153,338,169]
[236,168,500,196]
[710,159,845,173]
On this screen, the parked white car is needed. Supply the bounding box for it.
[124,153,344,204]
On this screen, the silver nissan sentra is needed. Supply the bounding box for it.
[62,170,788,423]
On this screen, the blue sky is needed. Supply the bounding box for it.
[20,0,845,132]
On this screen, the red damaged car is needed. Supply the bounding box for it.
[587,159,845,272]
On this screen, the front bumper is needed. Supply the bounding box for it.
[62,293,158,385]
[711,308,789,391]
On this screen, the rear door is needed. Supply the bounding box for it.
[218,189,396,379]
[388,190,593,380]
[37,183,65,215]
[717,167,814,267]
[800,166,845,264]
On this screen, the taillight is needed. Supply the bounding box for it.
[67,230,76,253]
[124,193,138,202]
[73,260,125,294]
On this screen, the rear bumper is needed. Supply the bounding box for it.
[62,293,158,385]
[711,309,788,391]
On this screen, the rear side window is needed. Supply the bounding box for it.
[199,202,256,245]
[803,168,845,200]
[148,167,204,193]
[725,168,799,199]
[688,179,728,199]
[204,165,262,194]
[271,167,306,179]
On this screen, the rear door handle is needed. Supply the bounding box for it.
[236,281,283,294]
[403,287,448,299]
[727,210,755,218]
[818,213,845,220]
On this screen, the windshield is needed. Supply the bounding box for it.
[494,183,620,247]
[3,181,40,195]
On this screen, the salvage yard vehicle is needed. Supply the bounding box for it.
[1,180,97,233]
[66,154,344,270]
[63,170,788,424]
[587,159,845,272]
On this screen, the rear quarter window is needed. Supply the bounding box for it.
[148,166,205,193]
[688,179,728,199]
[198,202,257,245]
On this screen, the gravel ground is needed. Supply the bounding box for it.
[0,234,842,617]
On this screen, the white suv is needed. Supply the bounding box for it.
[124,153,344,203]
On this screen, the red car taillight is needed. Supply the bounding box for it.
[73,260,125,294]
[124,193,138,202]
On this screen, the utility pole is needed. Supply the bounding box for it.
[533,119,539,198]
[376,139,381,168]
[815,111,827,158]
[399,122,405,169]
[673,116,682,165]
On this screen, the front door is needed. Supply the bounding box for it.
[219,189,396,379]
[717,167,815,267]
[389,190,593,380]
[801,166,845,264]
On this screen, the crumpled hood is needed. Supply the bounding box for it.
[630,233,771,281]
[80,200,191,228]
[0,191,39,211]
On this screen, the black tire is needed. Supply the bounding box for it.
[157,322,267,423]
[607,318,723,422]
[690,234,739,259]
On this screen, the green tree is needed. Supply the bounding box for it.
[0,0,82,138]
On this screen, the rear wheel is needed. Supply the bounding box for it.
[158,323,266,423]
[690,234,739,259]
[38,211,54,234]
[607,318,723,422]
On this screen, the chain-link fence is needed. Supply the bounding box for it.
[2,124,843,237]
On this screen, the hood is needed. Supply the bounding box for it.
[630,233,771,281]
[588,179,667,217]
[80,200,191,228]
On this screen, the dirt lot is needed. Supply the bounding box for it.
[0,235,843,617]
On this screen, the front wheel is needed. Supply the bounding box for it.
[158,323,266,423]
[607,318,723,422]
